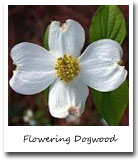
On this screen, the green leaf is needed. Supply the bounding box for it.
[92,80,128,126]
[44,87,49,106]
[89,5,128,125]
[44,25,50,50]
[43,25,50,105]
[89,5,126,44]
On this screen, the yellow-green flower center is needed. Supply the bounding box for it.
[55,54,80,83]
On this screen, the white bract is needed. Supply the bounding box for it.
[9,19,127,118]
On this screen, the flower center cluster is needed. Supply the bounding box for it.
[55,54,80,83]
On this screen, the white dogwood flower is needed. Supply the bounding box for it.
[9,19,127,118]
